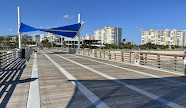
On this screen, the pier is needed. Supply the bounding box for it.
[1,48,186,108]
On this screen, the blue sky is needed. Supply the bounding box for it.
[1,0,186,45]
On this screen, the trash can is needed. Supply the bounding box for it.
[21,48,25,59]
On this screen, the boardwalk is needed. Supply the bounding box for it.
[1,49,186,108]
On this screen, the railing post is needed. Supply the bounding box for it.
[0,52,2,71]
[94,50,97,57]
[129,52,131,63]
[157,54,160,68]
[109,51,111,60]
[96,50,98,57]
[90,49,92,57]
[140,53,143,65]
[121,52,123,61]
[185,66,186,76]
[145,54,147,65]
[100,50,101,58]
[123,52,125,62]
[88,50,89,56]
[104,51,105,59]
[4,53,6,66]
[174,56,177,71]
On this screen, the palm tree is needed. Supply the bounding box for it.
[123,39,126,44]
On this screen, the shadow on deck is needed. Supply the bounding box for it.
[0,56,36,108]
[46,51,186,107]
[66,76,186,108]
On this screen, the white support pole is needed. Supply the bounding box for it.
[18,7,22,49]
[78,14,81,49]
[117,28,119,46]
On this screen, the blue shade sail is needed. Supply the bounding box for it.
[19,23,41,32]
[19,23,82,38]
[41,23,81,38]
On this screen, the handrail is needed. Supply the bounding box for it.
[75,49,185,76]
[0,47,33,71]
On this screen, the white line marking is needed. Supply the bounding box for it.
[48,50,184,108]
[41,50,110,108]
[68,54,186,86]
[27,53,40,108]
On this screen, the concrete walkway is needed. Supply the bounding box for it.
[2,49,186,108]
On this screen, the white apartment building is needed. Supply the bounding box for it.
[81,34,95,40]
[94,26,122,45]
[33,33,63,45]
[33,33,83,47]
[64,37,82,48]
[47,33,64,45]
[141,29,186,46]
[33,34,48,43]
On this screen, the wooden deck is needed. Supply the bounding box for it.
[1,49,186,108]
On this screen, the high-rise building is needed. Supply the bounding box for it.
[141,29,186,46]
[94,26,122,45]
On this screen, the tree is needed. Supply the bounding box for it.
[0,37,3,42]
[123,39,126,44]
[2,40,10,46]
[52,42,57,47]
[72,43,75,48]
[6,37,11,41]
[88,44,91,49]
[22,38,28,45]
[41,39,49,47]
[63,41,66,48]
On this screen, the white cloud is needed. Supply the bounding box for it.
[157,24,163,26]
[40,26,44,29]
[139,28,145,31]
[136,26,145,31]
[9,29,13,32]
[64,15,70,19]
